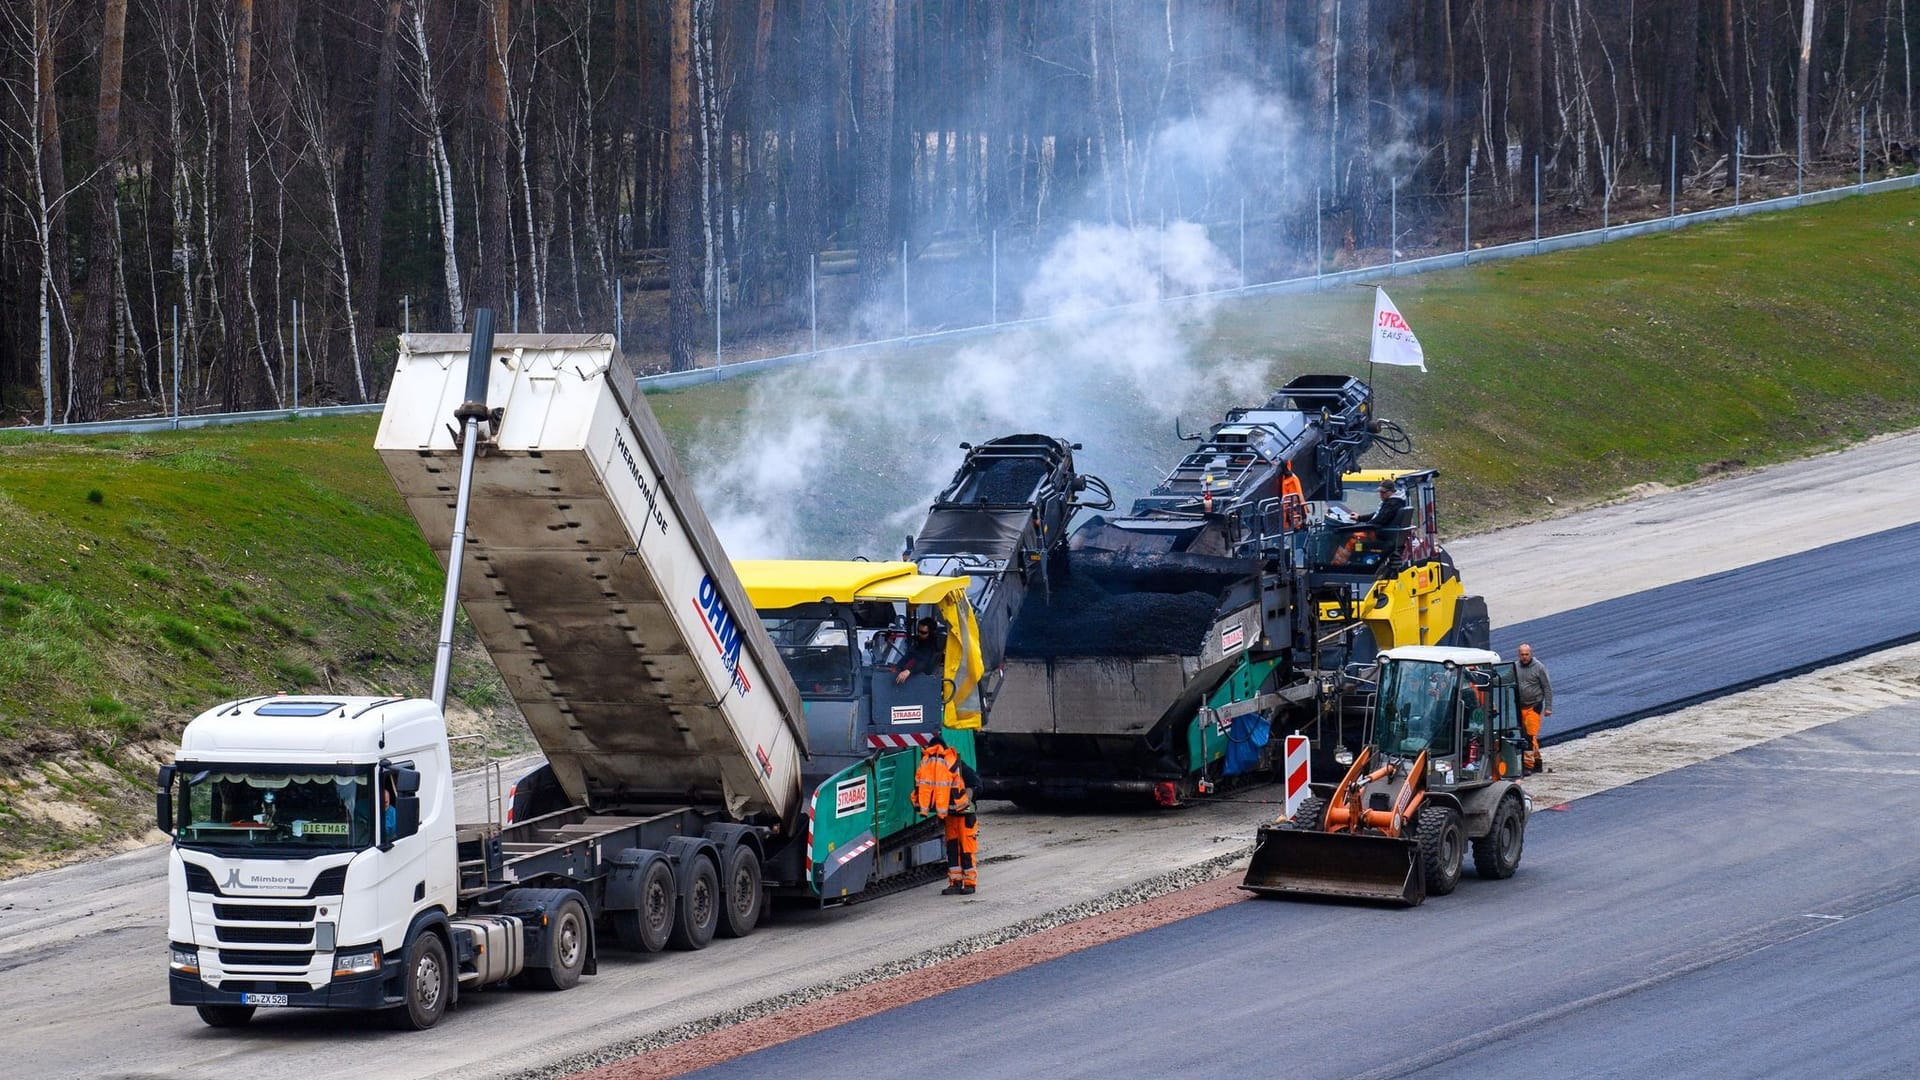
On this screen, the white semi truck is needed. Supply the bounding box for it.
[160,319,970,1029]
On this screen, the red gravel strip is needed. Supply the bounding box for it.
[571,872,1250,1080]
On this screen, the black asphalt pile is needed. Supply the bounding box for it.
[1007,573,1222,658]
[962,457,1050,505]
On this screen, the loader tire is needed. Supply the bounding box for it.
[1415,805,1464,897]
[1471,793,1525,880]
[1285,795,1327,831]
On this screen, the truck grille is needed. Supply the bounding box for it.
[214,904,316,922]
[183,864,347,898]
[216,925,313,945]
[218,949,314,968]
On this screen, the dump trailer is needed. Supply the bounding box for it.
[981,377,1488,806]
[157,325,954,1033]
[1242,646,1531,906]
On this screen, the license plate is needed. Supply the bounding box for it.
[242,993,289,1007]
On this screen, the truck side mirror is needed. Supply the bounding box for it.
[390,765,421,795]
[155,765,176,835]
[393,795,422,841]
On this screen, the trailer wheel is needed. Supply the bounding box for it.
[524,897,589,990]
[196,1005,254,1028]
[393,930,450,1030]
[717,845,763,939]
[1415,805,1464,897]
[668,856,720,951]
[611,857,676,953]
[1471,793,1525,880]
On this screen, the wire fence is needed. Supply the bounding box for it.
[15,131,1919,436]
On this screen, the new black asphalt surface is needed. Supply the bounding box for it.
[692,703,1920,1079]
[1492,522,1920,742]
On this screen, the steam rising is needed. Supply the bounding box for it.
[691,84,1305,559]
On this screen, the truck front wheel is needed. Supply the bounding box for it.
[524,897,588,991]
[196,1004,255,1028]
[394,931,451,1030]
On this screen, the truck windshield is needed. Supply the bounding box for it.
[762,614,854,696]
[173,764,373,856]
[1374,662,1458,758]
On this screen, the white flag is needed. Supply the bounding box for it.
[1370,288,1426,371]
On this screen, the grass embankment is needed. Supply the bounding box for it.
[2,188,1918,873]
[0,417,518,871]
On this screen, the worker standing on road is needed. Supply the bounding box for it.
[1516,642,1553,774]
[912,733,980,895]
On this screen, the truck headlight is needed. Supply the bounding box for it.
[332,947,382,977]
[169,946,200,974]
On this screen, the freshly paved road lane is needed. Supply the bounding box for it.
[691,704,1920,1079]
[1492,523,1920,742]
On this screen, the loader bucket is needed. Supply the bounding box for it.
[1241,824,1425,906]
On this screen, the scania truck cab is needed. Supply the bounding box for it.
[162,696,476,1028]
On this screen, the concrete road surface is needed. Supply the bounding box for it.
[693,704,1920,1079]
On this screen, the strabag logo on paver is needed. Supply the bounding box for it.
[835,777,869,818]
[890,705,923,725]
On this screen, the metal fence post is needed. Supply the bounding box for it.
[1315,187,1323,282]
[1798,124,1805,201]
[1238,198,1246,282]
[1390,178,1398,273]
[291,298,300,413]
[809,253,819,352]
[1463,166,1472,263]
[171,304,180,428]
[1602,145,1612,236]
[615,279,623,351]
[713,261,721,365]
[1670,134,1678,230]
[902,239,910,336]
[1861,105,1868,189]
[403,294,410,335]
[513,290,521,333]
[990,230,999,324]
[1534,154,1542,253]
[1735,127,1743,207]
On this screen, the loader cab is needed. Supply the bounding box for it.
[1329,468,1440,566]
[1371,646,1521,787]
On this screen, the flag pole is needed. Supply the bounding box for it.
[1353,281,1382,400]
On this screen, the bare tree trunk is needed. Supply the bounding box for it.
[359,0,403,372]
[474,0,511,323]
[1797,0,1818,170]
[854,0,896,310]
[669,0,697,371]
[220,0,262,409]
[73,0,131,421]
[1722,0,1740,187]
[787,0,828,307]
[407,0,462,331]
[1313,0,1338,194]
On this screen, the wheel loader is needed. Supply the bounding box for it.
[1242,646,1530,906]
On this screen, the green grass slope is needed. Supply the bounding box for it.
[3,188,1918,873]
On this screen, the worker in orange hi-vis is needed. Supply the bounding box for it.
[1515,642,1554,775]
[911,732,980,895]
[1278,461,1306,531]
